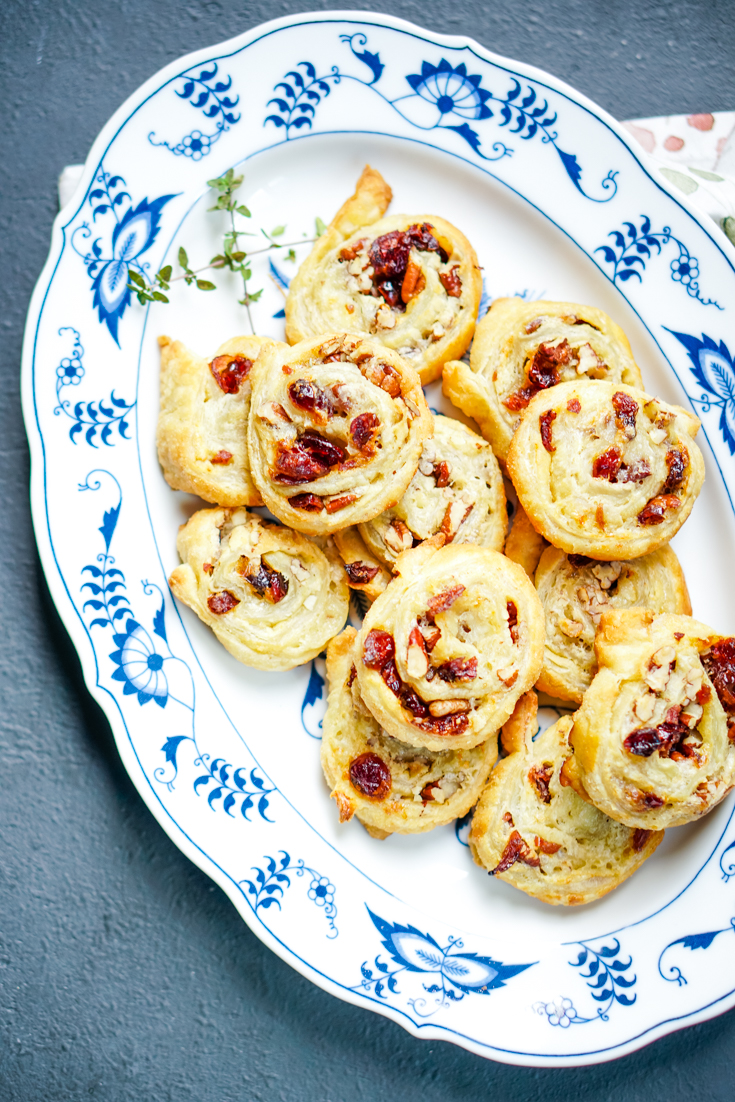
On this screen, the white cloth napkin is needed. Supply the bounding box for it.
[58,112,735,244]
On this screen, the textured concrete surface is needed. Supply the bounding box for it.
[2,1,735,1098]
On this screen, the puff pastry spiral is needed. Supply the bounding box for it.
[321,628,497,837]
[570,610,735,829]
[354,541,545,752]
[247,332,432,535]
[443,297,642,464]
[168,507,349,670]
[506,380,704,559]
[285,166,482,385]
[469,699,663,905]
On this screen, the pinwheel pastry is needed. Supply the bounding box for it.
[332,525,392,605]
[354,541,545,752]
[285,165,482,385]
[247,332,432,535]
[535,546,691,703]
[503,503,548,579]
[506,380,705,559]
[442,297,642,465]
[157,334,283,506]
[569,609,735,830]
[168,507,349,671]
[469,697,663,905]
[321,628,498,838]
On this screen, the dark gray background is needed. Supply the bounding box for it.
[2,1,735,1098]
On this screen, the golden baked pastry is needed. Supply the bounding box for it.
[157,334,283,506]
[247,332,432,535]
[442,297,642,465]
[570,609,735,829]
[506,380,704,559]
[357,414,506,569]
[354,541,545,752]
[285,166,482,385]
[469,701,663,905]
[535,546,691,703]
[332,525,391,604]
[503,503,548,579]
[168,507,348,670]
[321,628,497,837]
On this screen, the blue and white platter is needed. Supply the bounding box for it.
[21,11,735,1066]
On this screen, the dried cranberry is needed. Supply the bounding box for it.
[507,600,519,644]
[381,658,402,696]
[503,387,536,412]
[363,629,396,669]
[642,792,665,809]
[592,447,622,481]
[624,727,664,756]
[535,837,561,855]
[567,397,581,413]
[637,494,681,525]
[368,223,446,308]
[618,458,651,483]
[662,448,688,494]
[210,450,233,465]
[349,412,379,451]
[345,561,380,585]
[413,712,470,737]
[632,828,653,852]
[399,684,429,717]
[436,657,478,682]
[241,559,289,604]
[528,341,570,389]
[274,442,328,483]
[349,752,391,799]
[439,266,462,297]
[702,639,735,713]
[491,831,540,874]
[612,391,638,434]
[209,354,252,395]
[300,431,346,466]
[289,493,324,512]
[696,684,713,706]
[539,409,556,453]
[207,590,240,615]
[288,379,333,417]
[528,764,553,804]
[568,554,593,568]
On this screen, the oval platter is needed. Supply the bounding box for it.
[21,10,735,1066]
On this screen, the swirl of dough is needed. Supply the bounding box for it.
[503,503,549,579]
[356,414,506,569]
[354,541,544,751]
[442,297,642,465]
[285,166,482,385]
[157,334,283,506]
[332,526,392,604]
[247,332,432,535]
[569,609,735,829]
[168,507,348,671]
[469,699,663,905]
[321,629,498,837]
[506,380,704,559]
[536,546,691,703]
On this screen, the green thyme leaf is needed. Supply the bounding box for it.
[152,291,169,303]
[158,265,172,282]
[315,216,327,236]
[128,269,146,287]
[196,279,216,291]
[271,225,285,237]
[178,247,189,269]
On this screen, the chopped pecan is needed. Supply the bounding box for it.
[340,237,368,262]
[439,501,473,542]
[568,554,593,568]
[420,781,439,804]
[202,562,214,575]
[207,590,240,615]
[528,764,553,804]
[431,460,450,488]
[384,519,414,555]
[345,561,379,585]
[209,354,252,395]
[362,358,402,398]
[503,811,514,825]
[539,409,556,453]
[325,494,357,514]
[349,752,391,799]
[436,657,478,682]
[401,259,425,303]
[427,585,465,616]
[439,265,462,297]
[507,600,519,644]
[406,626,429,679]
[491,830,540,874]
[535,837,561,855]
[637,494,681,525]
[428,699,471,717]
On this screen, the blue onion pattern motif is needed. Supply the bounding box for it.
[534,997,578,1028]
[658,919,735,986]
[54,328,135,447]
[241,852,338,937]
[109,619,168,707]
[534,938,636,1027]
[351,908,533,1016]
[595,215,720,308]
[149,62,240,158]
[405,59,493,122]
[668,329,735,454]
[71,170,176,344]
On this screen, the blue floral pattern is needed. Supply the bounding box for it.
[351,908,533,1017]
[535,938,636,1027]
[241,851,338,938]
[659,919,735,986]
[668,329,735,454]
[149,62,240,158]
[596,215,721,307]
[54,328,135,447]
[71,170,176,344]
[265,35,618,200]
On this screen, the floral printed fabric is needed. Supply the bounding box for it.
[58,113,735,245]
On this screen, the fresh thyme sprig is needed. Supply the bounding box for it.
[126,167,321,333]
